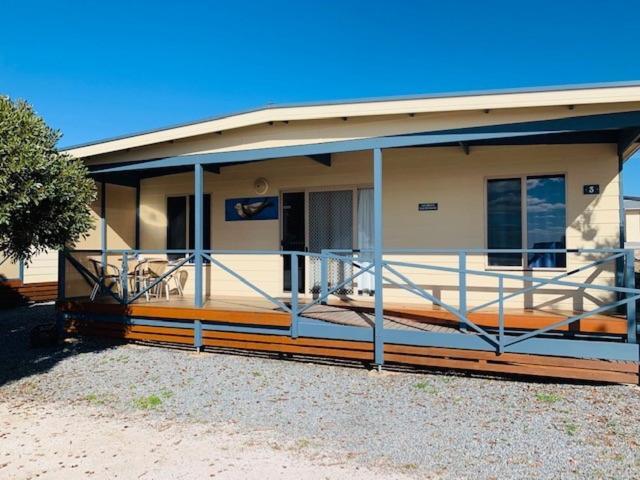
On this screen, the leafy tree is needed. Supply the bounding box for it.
[0,96,96,263]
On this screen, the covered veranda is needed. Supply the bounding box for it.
[57,111,640,383]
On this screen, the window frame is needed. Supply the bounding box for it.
[165,192,212,261]
[484,172,568,272]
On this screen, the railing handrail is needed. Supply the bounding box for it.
[61,246,639,357]
[67,248,322,256]
[323,247,636,254]
[381,258,639,295]
[66,247,639,255]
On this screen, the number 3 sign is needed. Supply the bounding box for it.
[583,184,600,195]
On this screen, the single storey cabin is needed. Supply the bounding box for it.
[56,82,640,383]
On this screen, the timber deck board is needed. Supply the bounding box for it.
[58,294,628,335]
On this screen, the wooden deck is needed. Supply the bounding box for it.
[0,280,58,308]
[58,294,629,335]
[58,295,639,384]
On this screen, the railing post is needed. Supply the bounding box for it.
[373,148,384,368]
[320,252,328,305]
[498,276,504,354]
[458,251,468,331]
[291,253,299,338]
[194,320,203,352]
[194,163,204,308]
[625,250,637,344]
[121,253,129,304]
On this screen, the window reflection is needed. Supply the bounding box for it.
[487,178,522,266]
[526,175,566,268]
[487,175,567,269]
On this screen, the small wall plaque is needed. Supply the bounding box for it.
[583,184,600,195]
[418,203,438,211]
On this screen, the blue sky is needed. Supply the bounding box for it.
[2,0,640,194]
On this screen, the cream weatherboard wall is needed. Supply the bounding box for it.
[626,210,640,244]
[137,152,372,299]
[0,255,20,280]
[22,250,58,283]
[1,251,57,285]
[80,143,621,311]
[64,183,137,297]
[380,144,619,310]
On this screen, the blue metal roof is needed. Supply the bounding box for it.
[62,80,640,151]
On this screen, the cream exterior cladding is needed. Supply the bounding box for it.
[63,82,640,311]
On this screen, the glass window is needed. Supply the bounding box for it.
[166,194,211,261]
[526,175,566,268]
[487,178,522,266]
[166,197,187,260]
[486,175,566,269]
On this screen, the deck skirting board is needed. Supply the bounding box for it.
[61,309,639,362]
[61,311,639,384]
[0,281,58,307]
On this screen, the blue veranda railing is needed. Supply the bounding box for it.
[58,247,640,364]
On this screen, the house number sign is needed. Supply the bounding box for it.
[583,184,600,195]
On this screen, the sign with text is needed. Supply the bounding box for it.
[418,203,438,211]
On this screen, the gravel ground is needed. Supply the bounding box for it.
[2,303,640,479]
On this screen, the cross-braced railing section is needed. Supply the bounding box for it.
[322,248,639,362]
[58,247,640,363]
[60,249,195,304]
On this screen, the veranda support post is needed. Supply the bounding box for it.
[100,181,107,274]
[291,253,299,338]
[458,252,468,331]
[135,179,141,250]
[194,164,204,309]
[320,254,328,305]
[373,148,384,367]
[626,249,637,344]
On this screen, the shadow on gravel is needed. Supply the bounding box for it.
[0,303,115,388]
[192,344,611,387]
[0,303,610,389]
